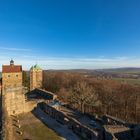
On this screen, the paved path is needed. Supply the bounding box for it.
[32,107,80,140]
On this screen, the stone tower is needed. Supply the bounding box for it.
[2,60,25,115]
[30,64,43,91]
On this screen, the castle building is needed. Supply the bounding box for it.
[2,60,25,115]
[2,60,22,89]
[30,64,43,91]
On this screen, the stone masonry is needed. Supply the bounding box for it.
[2,60,25,115]
[30,64,43,91]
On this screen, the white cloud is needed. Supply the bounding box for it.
[0,55,140,70]
[0,47,31,51]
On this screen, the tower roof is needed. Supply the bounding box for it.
[10,59,14,65]
[30,64,42,71]
[2,60,22,73]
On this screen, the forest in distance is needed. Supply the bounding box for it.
[22,69,140,124]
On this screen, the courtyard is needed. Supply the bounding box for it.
[12,112,63,140]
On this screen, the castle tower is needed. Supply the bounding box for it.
[2,60,25,115]
[30,64,43,91]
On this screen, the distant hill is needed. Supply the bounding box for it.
[46,67,140,74]
[96,67,140,74]
[45,68,140,80]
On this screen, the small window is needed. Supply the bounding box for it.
[16,74,18,77]
[8,75,10,77]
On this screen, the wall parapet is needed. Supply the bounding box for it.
[38,102,104,140]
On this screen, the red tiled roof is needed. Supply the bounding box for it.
[2,65,22,73]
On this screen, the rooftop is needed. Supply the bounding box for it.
[2,65,22,73]
[30,64,42,71]
[2,60,22,73]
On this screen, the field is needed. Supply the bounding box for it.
[112,78,140,85]
[97,68,140,74]
[95,68,140,85]
[13,112,63,140]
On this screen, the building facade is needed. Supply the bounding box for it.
[2,60,25,115]
[30,64,43,91]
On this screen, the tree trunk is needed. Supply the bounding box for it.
[81,102,85,114]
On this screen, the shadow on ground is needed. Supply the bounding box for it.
[31,106,80,140]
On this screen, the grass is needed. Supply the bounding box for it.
[13,112,62,140]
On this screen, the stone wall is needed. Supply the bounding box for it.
[38,102,104,140]
[38,102,140,140]
[134,126,140,140]
[102,115,128,126]
[114,130,133,140]
[33,88,57,100]
[102,115,140,140]
[2,72,22,89]
[24,101,38,113]
[3,88,25,115]
[2,71,25,115]
[24,88,57,113]
[30,70,43,91]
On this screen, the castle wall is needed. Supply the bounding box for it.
[3,89,25,115]
[30,71,36,90]
[2,67,25,115]
[24,88,57,112]
[38,102,103,140]
[24,101,38,113]
[2,72,22,89]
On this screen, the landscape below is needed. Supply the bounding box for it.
[0,65,140,140]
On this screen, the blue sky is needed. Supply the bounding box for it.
[0,0,140,70]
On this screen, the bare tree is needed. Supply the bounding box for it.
[69,81,99,114]
[57,87,70,102]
